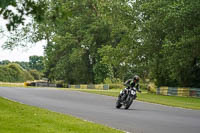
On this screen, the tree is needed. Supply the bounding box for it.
[33,0,148,83]
[41,0,113,83]
[29,55,44,72]
[0,60,10,65]
[0,63,34,82]
[0,0,47,31]
[133,0,200,87]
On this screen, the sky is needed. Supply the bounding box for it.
[0,41,45,62]
[0,16,45,62]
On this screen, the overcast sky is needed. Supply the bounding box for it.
[0,17,45,62]
[0,41,45,62]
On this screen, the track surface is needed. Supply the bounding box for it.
[0,87,200,133]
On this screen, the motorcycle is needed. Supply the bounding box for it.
[116,87,137,109]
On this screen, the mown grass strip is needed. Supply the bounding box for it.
[0,82,25,87]
[0,97,123,133]
[137,92,200,110]
[60,88,200,110]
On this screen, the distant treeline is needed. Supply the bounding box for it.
[0,56,44,82]
[0,63,42,82]
[0,56,44,71]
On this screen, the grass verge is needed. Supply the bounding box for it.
[60,88,200,110]
[0,97,122,133]
[137,92,200,110]
[0,82,25,87]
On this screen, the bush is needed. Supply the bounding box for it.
[0,63,34,82]
[147,82,157,93]
[29,69,42,80]
[54,80,64,87]
[139,83,148,90]
[24,70,34,81]
[103,78,123,84]
[109,84,125,89]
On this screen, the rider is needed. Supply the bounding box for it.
[120,75,141,99]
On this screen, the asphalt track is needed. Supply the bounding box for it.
[0,87,200,133]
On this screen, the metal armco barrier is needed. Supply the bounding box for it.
[157,87,200,97]
[68,84,109,90]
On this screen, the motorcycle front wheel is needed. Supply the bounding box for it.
[116,96,122,109]
[124,95,134,109]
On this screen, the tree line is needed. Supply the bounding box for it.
[0,63,41,82]
[0,56,44,82]
[0,55,44,71]
[1,0,200,87]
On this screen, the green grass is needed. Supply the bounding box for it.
[137,92,200,110]
[0,82,25,87]
[60,88,200,110]
[0,97,122,133]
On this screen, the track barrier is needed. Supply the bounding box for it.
[68,84,109,90]
[157,87,200,97]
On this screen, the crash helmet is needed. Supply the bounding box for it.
[133,75,139,83]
